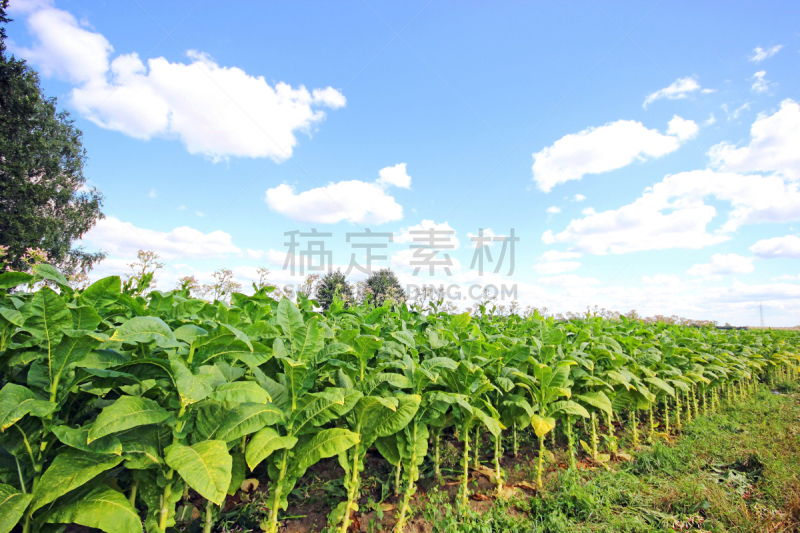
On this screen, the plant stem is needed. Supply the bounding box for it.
[129,479,138,507]
[460,423,471,509]
[494,431,503,494]
[203,499,214,533]
[472,425,480,469]
[536,434,545,490]
[590,412,598,460]
[566,417,576,470]
[340,448,361,533]
[266,449,289,533]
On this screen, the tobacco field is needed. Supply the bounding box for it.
[0,265,798,533]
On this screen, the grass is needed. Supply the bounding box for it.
[418,382,800,533]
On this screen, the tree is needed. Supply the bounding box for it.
[315,269,353,310]
[364,268,405,306]
[0,2,105,274]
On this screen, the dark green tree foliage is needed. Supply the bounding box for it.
[315,269,353,310]
[0,2,105,274]
[364,267,405,305]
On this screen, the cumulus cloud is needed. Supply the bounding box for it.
[265,181,403,225]
[749,45,782,63]
[643,77,704,108]
[265,164,412,224]
[666,115,699,141]
[395,220,460,249]
[537,274,599,287]
[687,253,754,278]
[533,261,580,275]
[546,206,561,214]
[573,194,586,202]
[642,274,682,285]
[540,250,581,262]
[542,170,800,254]
[12,3,344,161]
[750,235,800,259]
[376,163,412,189]
[709,99,800,180]
[531,118,689,192]
[80,217,241,258]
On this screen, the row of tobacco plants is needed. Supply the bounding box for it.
[0,264,798,533]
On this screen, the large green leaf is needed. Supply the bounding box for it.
[293,318,323,361]
[165,440,231,505]
[645,377,676,397]
[277,298,303,339]
[79,276,121,307]
[210,381,271,404]
[110,316,175,344]
[374,435,400,466]
[31,449,123,511]
[52,425,122,455]
[43,485,142,533]
[0,383,55,430]
[23,287,72,347]
[170,354,213,406]
[89,396,171,442]
[0,272,33,290]
[245,427,298,470]
[576,391,613,416]
[289,428,359,478]
[363,394,421,443]
[49,334,101,398]
[0,483,33,533]
[32,264,68,285]
[70,305,103,331]
[214,403,284,443]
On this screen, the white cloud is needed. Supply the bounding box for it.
[709,99,800,180]
[149,188,157,198]
[642,274,682,285]
[687,253,754,278]
[537,274,599,287]
[666,115,699,141]
[543,170,800,254]
[750,235,800,259]
[395,220,460,249]
[643,77,702,108]
[705,113,716,126]
[540,250,581,262]
[196,211,206,217]
[749,45,783,63]
[581,207,596,216]
[178,205,187,211]
[531,119,684,192]
[772,274,800,282]
[265,164,413,225]
[750,71,771,93]
[80,216,241,258]
[376,163,412,189]
[265,180,403,225]
[12,7,112,84]
[533,261,580,275]
[546,206,561,214]
[13,4,344,161]
[573,194,586,202]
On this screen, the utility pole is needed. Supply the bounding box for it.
[759,304,765,328]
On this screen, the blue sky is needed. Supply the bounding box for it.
[6,0,800,325]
